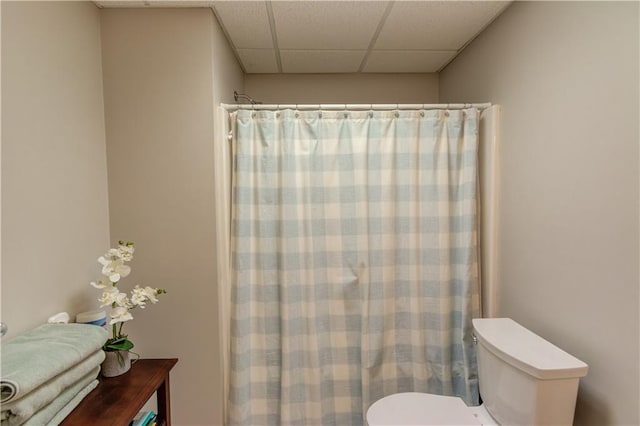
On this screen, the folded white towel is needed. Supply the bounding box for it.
[45,379,99,426]
[0,350,104,424]
[0,324,107,403]
[20,368,100,426]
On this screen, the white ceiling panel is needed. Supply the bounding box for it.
[95,0,513,74]
[364,50,458,73]
[375,1,510,50]
[212,1,273,49]
[280,50,365,73]
[95,1,212,7]
[237,49,279,73]
[272,1,388,50]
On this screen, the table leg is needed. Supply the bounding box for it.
[157,374,172,426]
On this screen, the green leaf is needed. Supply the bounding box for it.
[104,339,134,352]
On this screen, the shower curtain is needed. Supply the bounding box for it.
[220,108,481,425]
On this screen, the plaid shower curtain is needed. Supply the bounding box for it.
[227,108,481,425]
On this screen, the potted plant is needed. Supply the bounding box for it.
[90,241,166,377]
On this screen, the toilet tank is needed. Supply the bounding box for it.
[472,318,588,426]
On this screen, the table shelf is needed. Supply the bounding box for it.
[62,358,178,426]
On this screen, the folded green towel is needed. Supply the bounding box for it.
[0,350,104,424]
[43,378,99,426]
[0,324,107,403]
[20,368,100,426]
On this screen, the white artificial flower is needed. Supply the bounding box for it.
[117,244,135,262]
[130,286,162,308]
[100,258,131,283]
[98,249,118,265]
[90,242,165,342]
[141,286,160,304]
[90,277,110,289]
[99,287,129,308]
[98,287,117,306]
[109,307,134,325]
[130,286,148,308]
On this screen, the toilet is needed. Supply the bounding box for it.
[366,318,588,425]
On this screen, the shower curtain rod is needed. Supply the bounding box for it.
[221,102,491,111]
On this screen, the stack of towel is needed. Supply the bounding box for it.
[1,324,107,426]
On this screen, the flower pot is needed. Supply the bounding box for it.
[101,350,131,377]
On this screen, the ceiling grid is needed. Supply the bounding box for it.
[95,0,512,74]
[357,0,395,73]
[265,1,283,73]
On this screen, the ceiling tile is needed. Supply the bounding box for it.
[100,0,512,74]
[375,1,510,50]
[280,50,366,73]
[95,1,213,7]
[237,49,279,73]
[271,1,388,50]
[363,50,458,73]
[212,1,273,49]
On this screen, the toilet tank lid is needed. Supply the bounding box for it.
[472,318,588,380]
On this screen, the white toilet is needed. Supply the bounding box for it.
[366,318,588,425]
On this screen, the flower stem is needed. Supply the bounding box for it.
[111,301,117,338]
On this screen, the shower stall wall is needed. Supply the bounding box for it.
[478,105,501,318]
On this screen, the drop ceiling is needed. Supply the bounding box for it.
[95,0,512,74]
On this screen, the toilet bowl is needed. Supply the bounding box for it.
[366,392,498,425]
[366,318,588,426]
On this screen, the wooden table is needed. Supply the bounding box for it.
[62,358,178,426]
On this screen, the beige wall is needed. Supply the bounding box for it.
[244,73,438,104]
[1,1,110,339]
[440,2,639,424]
[101,8,242,425]
[5,2,638,425]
